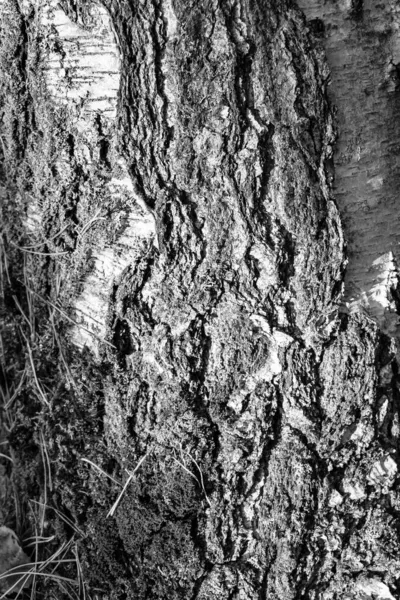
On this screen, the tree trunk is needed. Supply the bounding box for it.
[1,0,400,599]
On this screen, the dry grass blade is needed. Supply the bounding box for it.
[81,457,121,487]
[107,453,149,518]
[9,241,68,257]
[38,435,51,535]
[0,236,11,290]
[40,430,53,492]
[40,540,74,571]
[77,210,105,240]
[73,543,86,600]
[182,450,211,507]
[50,312,77,390]
[0,568,32,599]
[0,568,79,600]
[0,334,5,378]
[23,535,56,546]
[0,537,78,599]
[12,294,32,332]
[30,503,43,598]
[171,456,199,485]
[22,254,36,335]
[19,330,50,408]
[15,222,72,250]
[29,524,39,600]
[21,284,116,349]
[4,367,26,409]
[73,306,106,328]
[0,452,13,463]
[30,500,85,538]
[172,447,211,507]
[0,386,7,407]
[57,580,81,600]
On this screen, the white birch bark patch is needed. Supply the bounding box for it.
[42,1,120,118]
[355,578,396,600]
[297,0,400,339]
[367,454,397,488]
[27,1,157,354]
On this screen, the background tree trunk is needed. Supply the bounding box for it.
[1,1,400,599]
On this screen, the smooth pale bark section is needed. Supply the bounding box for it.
[297,0,400,337]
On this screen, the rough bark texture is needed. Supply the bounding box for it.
[1,1,400,599]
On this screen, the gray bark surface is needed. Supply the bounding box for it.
[1,1,400,599]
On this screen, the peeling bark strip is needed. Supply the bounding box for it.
[3,0,400,598]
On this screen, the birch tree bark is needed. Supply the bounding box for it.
[1,0,400,599]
